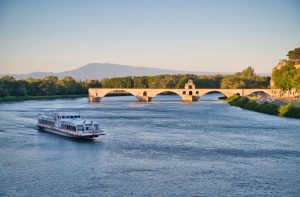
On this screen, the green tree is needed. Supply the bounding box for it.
[133,77,149,88]
[272,61,296,91]
[102,77,133,88]
[292,69,300,90]
[86,80,101,88]
[0,76,16,96]
[220,66,269,89]
[25,78,41,96]
[221,76,246,89]
[236,66,255,78]
[0,80,10,96]
[38,80,57,95]
[14,80,27,96]
[60,76,77,95]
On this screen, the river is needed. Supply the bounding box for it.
[0,93,299,196]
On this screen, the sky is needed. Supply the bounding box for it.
[0,0,299,75]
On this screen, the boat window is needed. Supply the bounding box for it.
[66,116,69,118]
[94,124,99,130]
[77,125,84,131]
[78,116,81,118]
[70,116,74,119]
[62,116,65,119]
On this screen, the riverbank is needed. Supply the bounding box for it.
[0,95,87,102]
[226,94,300,119]
[0,93,138,102]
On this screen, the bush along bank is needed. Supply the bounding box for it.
[226,94,300,119]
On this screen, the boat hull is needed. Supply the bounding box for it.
[38,124,104,139]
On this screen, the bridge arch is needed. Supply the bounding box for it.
[151,90,183,100]
[199,90,232,97]
[101,89,138,101]
[245,90,271,97]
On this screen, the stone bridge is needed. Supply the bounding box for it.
[89,80,279,102]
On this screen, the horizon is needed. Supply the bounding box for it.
[0,0,300,75]
[0,62,271,76]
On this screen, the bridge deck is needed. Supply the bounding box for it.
[88,88,276,102]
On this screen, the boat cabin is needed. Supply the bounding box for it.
[38,112,101,133]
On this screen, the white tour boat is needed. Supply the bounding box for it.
[37,112,105,139]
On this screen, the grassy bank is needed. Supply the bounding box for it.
[0,95,87,102]
[226,94,300,119]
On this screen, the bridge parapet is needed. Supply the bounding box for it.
[88,88,280,102]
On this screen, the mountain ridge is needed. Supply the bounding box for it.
[2,63,228,80]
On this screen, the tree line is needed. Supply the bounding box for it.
[0,76,100,97]
[220,66,270,89]
[101,66,270,89]
[0,66,271,98]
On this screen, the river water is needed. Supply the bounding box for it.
[0,93,299,196]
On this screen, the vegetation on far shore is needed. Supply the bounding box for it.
[226,94,300,119]
[101,66,270,89]
[0,75,99,98]
[0,95,86,102]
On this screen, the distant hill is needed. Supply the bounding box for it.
[2,63,224,80]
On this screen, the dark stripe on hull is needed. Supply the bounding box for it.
[38,125,100,139]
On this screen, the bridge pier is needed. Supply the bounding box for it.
[182,95,199,102]
[136,96,152,102]
[89,96,102,102]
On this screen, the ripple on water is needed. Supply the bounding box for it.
[0,94,299,196]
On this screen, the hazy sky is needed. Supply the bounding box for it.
[0,0,299,74]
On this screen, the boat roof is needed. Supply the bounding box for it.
[44,112,80,116]
[40,112,81,117]
[61,119,98,125]
[39,112,99,126]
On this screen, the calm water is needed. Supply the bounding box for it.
[0,93,299,196]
